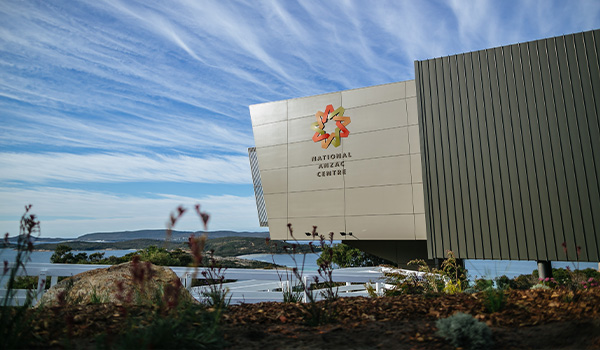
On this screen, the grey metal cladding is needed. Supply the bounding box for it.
[415,29,600,262]
[248,147,269,227]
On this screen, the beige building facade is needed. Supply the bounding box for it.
[250,81,429,263]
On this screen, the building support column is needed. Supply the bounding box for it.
[537,261,552,279]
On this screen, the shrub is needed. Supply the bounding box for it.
[316,243,391,268]
[384,271,429,296]
[440,251,468,292]
[384,251,467,296]
[494,274,536,290]
[462,287,478,294]
[482,288,506,313]
[531,283,550,290]
[473,278,494,291]
[581,277,599,290]
[436,312,493,350]
[512,274,536,290]
[101,303,223,349]
[494,275,510,290]
[580,268,600,280]
[11,276,50,290]
[199,251,231,310]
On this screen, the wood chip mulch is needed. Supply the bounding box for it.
[22,288,600,349]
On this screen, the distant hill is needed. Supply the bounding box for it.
[77,229,269,242]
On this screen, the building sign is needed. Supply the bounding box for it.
[310,105,351,148]
[311,152,352,177]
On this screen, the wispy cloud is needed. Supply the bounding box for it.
[0,0,598,236]
[0,152,252,184]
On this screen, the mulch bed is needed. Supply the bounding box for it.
[222,289,600,349]
[23,288,600,349]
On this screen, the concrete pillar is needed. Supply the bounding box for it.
[537,261,552,279]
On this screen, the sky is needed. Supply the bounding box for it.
[1,1,599,238]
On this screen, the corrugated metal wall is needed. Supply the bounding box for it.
[248,147,269,227]
[415,29,600,262]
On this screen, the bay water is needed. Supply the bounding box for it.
[2,248,597,281]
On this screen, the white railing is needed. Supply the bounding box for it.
[1,263,392,305]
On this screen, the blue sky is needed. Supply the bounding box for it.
[1,1,599,238]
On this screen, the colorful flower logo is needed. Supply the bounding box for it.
[310,105,351,148]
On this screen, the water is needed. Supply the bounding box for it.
[239,253,598,280]
[2,248,597,280]
[465,259,598,280]
[238,253,321,272]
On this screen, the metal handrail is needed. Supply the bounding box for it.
[2,263,390,305]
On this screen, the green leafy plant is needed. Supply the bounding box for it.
[530,283,550,290]
[313,232,339,302]
[280,279,302,303]
[383,251,466,296]
[199,251,231,310]
[511,274,536,290]
[440,250,467,294]
[482,288,506,313]
[316,243,391,268]
[100,302,223,350]
[273,224,339,326]
[436,312,493,350]
[11,276,50,291]
[90,287,109,304]
[383,269,429,296]
[473,278,494,291]
[265,237,305,304]
[365,282,379,298]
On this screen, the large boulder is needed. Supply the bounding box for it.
[38,261,197,307]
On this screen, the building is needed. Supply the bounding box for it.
[249,29,600,270]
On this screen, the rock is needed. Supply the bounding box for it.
[37,261,197,307]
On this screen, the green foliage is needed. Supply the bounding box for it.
[473,278,494,291]
[199,253,231,311]
[50,244,76,263]
[365,283,379,298]
[133,246,193,267]
[436,312,493,350]
[439,251,468,292]
[443,279,463,294]
[494,275,510,290]
[205,236,318,257]
[488,274,536,291]
[580,268,600,280]
[512,274,536,290]
[11,276,50,291]
[531,283,551,290]
[50,245,193,266]
[90,287,109,304]
[385,251,467,296]
[100,303,224,350]
[530,267,600,291]
[482,288,506,313]
[384,260,443,296]
[281,283,303,303]
[35,239,186,252]
[316,243,391,268]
